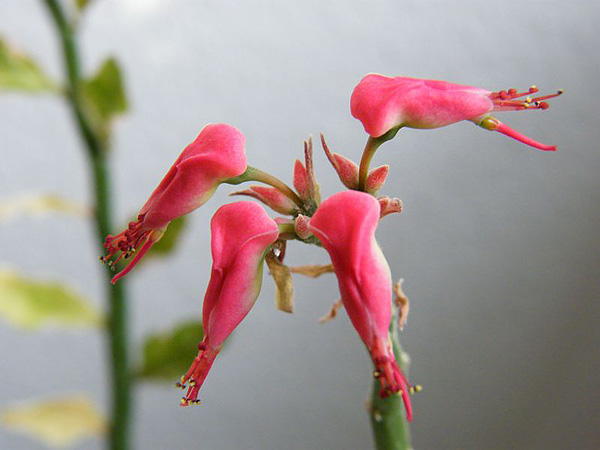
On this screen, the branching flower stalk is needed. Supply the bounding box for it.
[98,70,560,449]
[43,1,131,449]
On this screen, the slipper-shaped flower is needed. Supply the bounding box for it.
[351,74,562,151]
[309,190,415,420]
[102,123,247,283]
[179,201,279,405]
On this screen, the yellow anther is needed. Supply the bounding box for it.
[180,397,188,406]
[558,89,564,94]
[525,96,532,103]
[530,85,537,90]
[409,384,423,396]
[523,103,530,109]
[373,370,382,379]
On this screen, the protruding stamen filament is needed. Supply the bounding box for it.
[178,343,219,407]
[529,90,564,103]
[371,340,414,421]
[100,215,165,284]
[491,85,538,100]
[490,86,562,112]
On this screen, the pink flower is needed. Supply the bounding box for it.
[308,191,414,420]
[180,201,279,405]
[351,74,562,151]
[102,124,247,283]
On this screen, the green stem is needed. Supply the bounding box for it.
[224,165,303,207]
[43,2,131,449]
[370,306,411,450]
[277,222,296,235]
[357,128,401,192]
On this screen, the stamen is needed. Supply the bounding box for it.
[491,86,560,112]
[491,86,538,100]
[370,340,414,421]
[179,345,219,407]
[530,89,564,102]
[409,385,423,396]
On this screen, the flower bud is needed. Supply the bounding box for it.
[320,133,359,190]
[378,196,402,218]
[294,214,312,240]
[365,165,389,195]
[230,185,298,215]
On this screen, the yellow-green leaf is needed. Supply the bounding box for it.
[138,321,204,381]
[0,394,106,448]
[147,216,187,258]
[0,269,103,330]
[0,193,88,222]
[265,251,295,313]
[0,38,56,92]
[75,0,93,12]
[81,57,127,142]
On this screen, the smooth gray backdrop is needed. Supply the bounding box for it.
[1,1,599,449]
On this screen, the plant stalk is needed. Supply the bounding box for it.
[43,1,131,449]
[358,128,401,191]
[224,165,303,207]
[369,305,412,450]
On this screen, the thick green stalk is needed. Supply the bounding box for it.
[224,165,303,207]
[43,1,131,449]
[370,307,412,450]
[357,128,401,191]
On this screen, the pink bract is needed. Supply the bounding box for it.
[102,123,247,283]
[351,74,561,151]
[309,190,414,420]
[180,201,279,405]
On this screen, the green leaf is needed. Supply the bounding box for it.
[0,269,103,330]
[81,57,127,142]
[138,321,204,381]
[75,0,93,12]
[0,394,106,448]
[0,193,88,222]
[147,216,188,258]
[0,38,56,92]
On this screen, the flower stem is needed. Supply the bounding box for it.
[43,1,131,449]
[369,305,411,450]
[224,165,303,207]
[357,128,401,192]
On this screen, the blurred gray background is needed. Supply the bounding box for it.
[1,0,599,449]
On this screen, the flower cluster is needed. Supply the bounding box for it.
[102,74,560,421]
